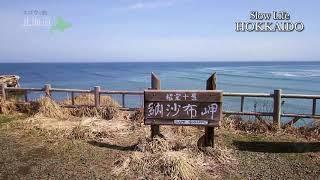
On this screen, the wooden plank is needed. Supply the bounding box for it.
[145,119,219,127]
[4,87,43,91]
[144,101,221,121]
[61,104,95,108]
[8,87,143,95]
[223,92,272,97]
[282,113,320,119]
[282,94,320,99]
[5,87,320,99]
[145,90,222,102]
[223,111,273,116]
[100,90,143,95]
[143,73,223,142]
[286,117,301,126]
[51,88,91,93]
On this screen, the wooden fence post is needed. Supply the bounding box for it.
[273,89,282,129]
[204,73,217,148]
[240,96,244,112]
[312,98,317,116]
[71,92,75,105]
[122,94,125,108]
[24,90,28,102]
[1,83,6,101]
[94,86,100,108]
[151,72,161,138]
[44,84,51,97]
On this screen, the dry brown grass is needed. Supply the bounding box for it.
[16,102,40,115]
[1,97,238,179]
[111,125,237,180]
[68,123,91,139]
[112,137,209,179]
[63,94,120,108]
[0,94,120,121]
[20,107,236,180]
[221,116,320,141]
[0,101,17,114]
[0,96,70,119]
[0,100,41,116]
[62,94,120,120]
[283,124,320,140]
[69,106,118,120]
[13,102,236,179]
[221,116,277,134]
[129,108,144,123]
[21,110,135,143]
[37,97,70,119]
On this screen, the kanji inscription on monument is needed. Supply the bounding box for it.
[144,90,223,126]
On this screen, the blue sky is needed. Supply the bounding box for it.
[0,0,319,62]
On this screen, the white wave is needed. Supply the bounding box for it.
[271,72,298,77]
[128,76,149,83]
[272,70,320,77]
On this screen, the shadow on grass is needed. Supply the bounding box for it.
[87,140,137,151]
[233,141,320,153]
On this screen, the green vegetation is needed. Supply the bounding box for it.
[0,114,15,125]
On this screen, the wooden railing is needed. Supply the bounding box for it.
[0,84,143,110]
[223,91,320,128]
[1,83,319,128]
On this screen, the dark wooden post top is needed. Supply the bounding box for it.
[204,72,217,148]
[151,72,161,138]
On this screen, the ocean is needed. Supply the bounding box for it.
[1,61,319,126]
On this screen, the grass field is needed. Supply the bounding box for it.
[0,113,319,179]
[0,96,319,179]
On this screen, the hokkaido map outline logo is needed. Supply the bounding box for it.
[50,17,72,32]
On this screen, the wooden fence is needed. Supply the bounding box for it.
[1,83,319,128]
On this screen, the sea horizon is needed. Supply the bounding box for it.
[1,61,319,123]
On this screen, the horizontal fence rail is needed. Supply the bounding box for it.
[1,83,319,128]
